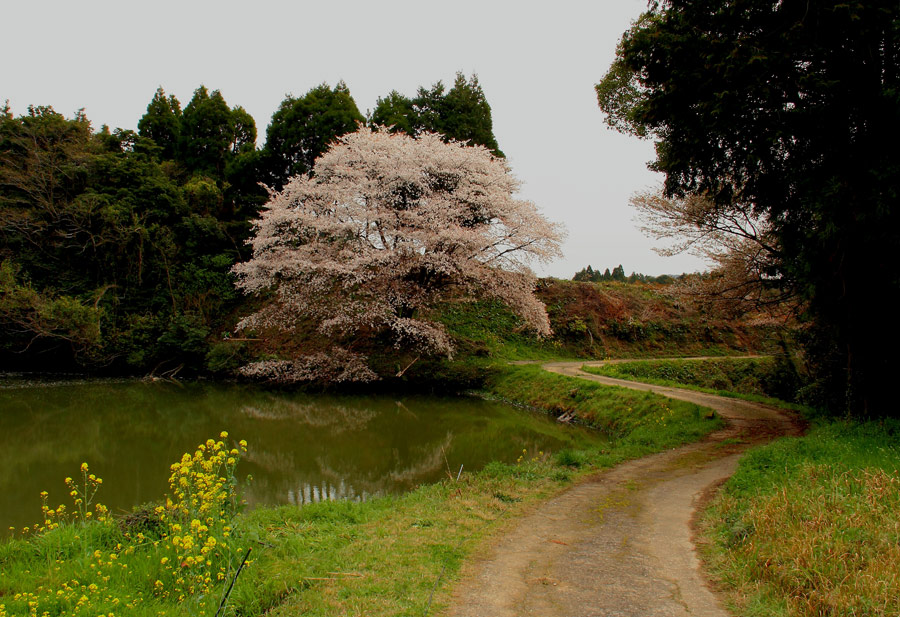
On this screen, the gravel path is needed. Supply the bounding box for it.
[447,360,803,617]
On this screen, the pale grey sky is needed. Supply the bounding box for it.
[2,0,709,278]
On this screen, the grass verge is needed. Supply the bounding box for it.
[699,419,900,617]
[0,364,722,617]
[581,357,810,413]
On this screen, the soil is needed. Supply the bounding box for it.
[446,360,804,617]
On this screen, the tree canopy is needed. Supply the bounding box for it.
[371,73,504,157]
[261,82,365,191]
[0,94,258,372]
[572,264,675,285]
[137,87,181,160]
[597,0,900,414]
[0,75,513,380]
[233,127,561,383]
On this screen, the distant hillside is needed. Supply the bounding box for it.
[536,278,788,359]
[365,278,794,390]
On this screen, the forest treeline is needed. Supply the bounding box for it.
[572,264,676,285]
[0,74,502,374]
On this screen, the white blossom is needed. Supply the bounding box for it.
[233,127,564,382]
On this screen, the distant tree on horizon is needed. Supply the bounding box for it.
[572,263,677,285]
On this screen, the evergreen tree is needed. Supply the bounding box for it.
[371,73,504,157]
[229,106,257,155]
[573,265,593,281]
[137,87,181,160]
[370,90,416,135]
[179,86,235,177]
[261,82,364,190]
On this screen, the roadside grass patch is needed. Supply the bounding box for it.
[582,357,809,412]
[700,420,900,617]
[227,461,567,616]
[486,364,722,445]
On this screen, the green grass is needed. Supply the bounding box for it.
[581,357,810,412]
[699,419,900,617]
[0,364,723,617]
[222,365,721,616]
[435,300,569,361]
[485,364,722,443]
[225,461,570,616]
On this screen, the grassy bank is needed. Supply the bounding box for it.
[699,419,900,617]
[485,364,722,447]
[0,365,722,617]
[581,356,807,411]
[437,282,787,364]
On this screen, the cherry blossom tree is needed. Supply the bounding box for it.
[233,127,563,383]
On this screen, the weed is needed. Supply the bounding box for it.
[555,449,587,468]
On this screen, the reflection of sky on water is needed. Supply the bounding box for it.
[0,378,605,533]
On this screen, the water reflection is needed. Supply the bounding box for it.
[0,378,604,533]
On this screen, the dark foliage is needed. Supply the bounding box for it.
[371,72,504,157]
[573,264,675,285]
[260,82,364,191]
[597,0,900,415]
[1,88,264,374]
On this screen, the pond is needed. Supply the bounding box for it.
[0,377,604,534]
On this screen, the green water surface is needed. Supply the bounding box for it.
[0,377,603,533]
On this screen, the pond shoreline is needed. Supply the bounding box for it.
[0,372,605,536]
[0,360,725,616]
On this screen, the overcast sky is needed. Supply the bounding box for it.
[2,0,709,278]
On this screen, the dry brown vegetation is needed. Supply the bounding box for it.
[536,279,789,359]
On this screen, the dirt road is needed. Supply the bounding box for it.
[447,360,803,617]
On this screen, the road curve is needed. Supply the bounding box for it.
[446,360,803,617]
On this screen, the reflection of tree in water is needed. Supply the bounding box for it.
[239,397,377,433]
[240,431,455,507]
[320,431,454,493]
[235,396,462,506]
[240,448,297,475]
[388,432,454,486]
[2,379,606,531]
